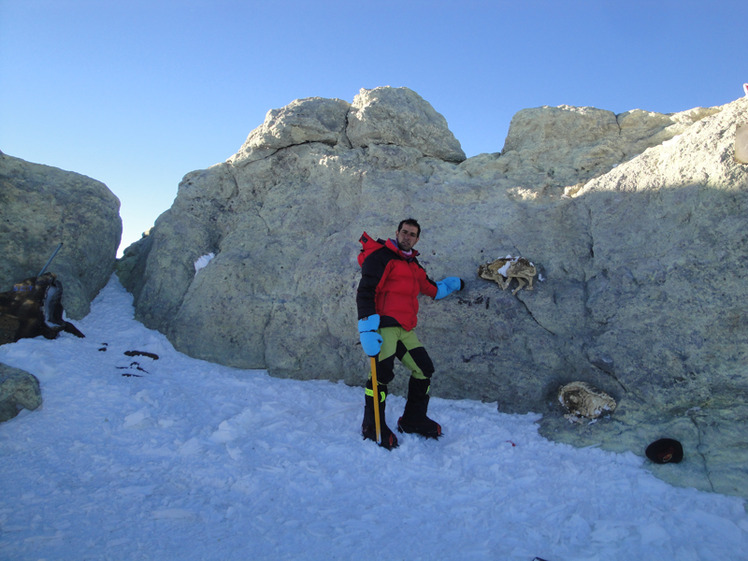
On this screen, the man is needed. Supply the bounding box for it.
[356,218,464,449]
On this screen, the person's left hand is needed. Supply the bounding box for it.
[435,277,464,300]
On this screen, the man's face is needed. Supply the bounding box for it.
[396,224,420,251]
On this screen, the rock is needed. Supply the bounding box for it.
[347,87,466,163]
[499,104,718,195]
[0,363,42,422]
[736,123,748,164]
[117,87,748,498]
[0,152,122,318]
[229,97,351,165]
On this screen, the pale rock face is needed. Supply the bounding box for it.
[347,87,466,163]
[117,88,748,498]
[229,97,351,165]
[736,123,748,164]
[500,104,720,196]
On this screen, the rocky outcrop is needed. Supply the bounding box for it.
[346,87,466,162]
[498,104,719,191]
[0,152,121,318]
[118,86,748,498]
[0,363,42,422]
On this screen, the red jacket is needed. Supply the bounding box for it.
[356,232,438,331]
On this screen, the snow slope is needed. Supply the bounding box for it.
[1,277,747,561]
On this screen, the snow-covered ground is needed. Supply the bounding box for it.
[1,277,747,561]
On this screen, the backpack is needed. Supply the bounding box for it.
[357,232,384,267]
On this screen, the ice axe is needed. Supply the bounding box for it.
[38,243,63,276]
[370,356,382,445]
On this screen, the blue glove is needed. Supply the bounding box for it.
[360,331,383,357]
[435,277,464,300]
[358,314,382,357]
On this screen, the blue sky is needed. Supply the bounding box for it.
[1,0,745,254]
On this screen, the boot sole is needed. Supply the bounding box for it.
[396,417,442,439]
[362,429,399,450]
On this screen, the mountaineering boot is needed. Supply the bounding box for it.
[362,380,398,450]
[397,377,442,439]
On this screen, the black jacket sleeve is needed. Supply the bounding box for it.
[356,249,388,320]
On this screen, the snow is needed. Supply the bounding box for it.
[193,252,215,274]
[1,277,747,561]
[497,254,516,277]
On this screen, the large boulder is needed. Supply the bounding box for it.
[0,363,42,422]
[0,152,121,319]
[118,86,748,497]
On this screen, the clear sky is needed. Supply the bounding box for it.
[1,0,745,255]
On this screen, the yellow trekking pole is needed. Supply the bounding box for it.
[370,356,382,445]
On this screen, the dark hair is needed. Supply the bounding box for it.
[398,218,421,238]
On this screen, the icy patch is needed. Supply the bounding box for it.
[193,252,215,274]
